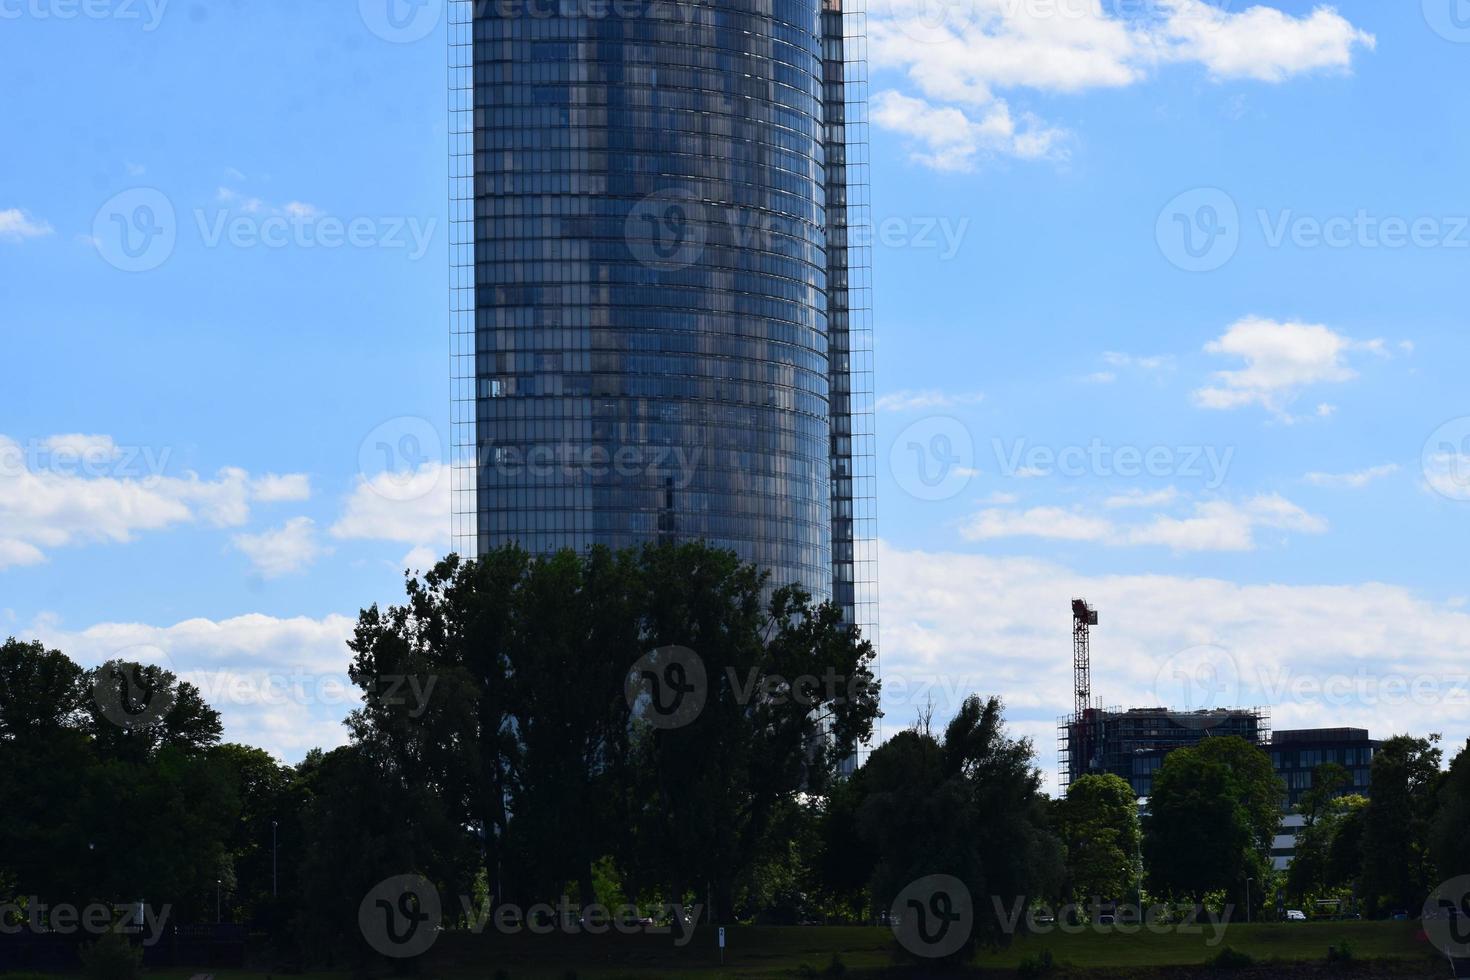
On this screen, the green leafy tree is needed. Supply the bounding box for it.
[1285,765,1360,904]
[1142,736,1283,912]
[0,639,96,905]
[1054,773,1141,904]
[1325,795,1369,894]
[857,697,1064,959]
[1431,739,1470,880]
[1361,734,1443,915]
[344,542,880,925]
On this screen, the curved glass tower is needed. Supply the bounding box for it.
[449,0,875,618]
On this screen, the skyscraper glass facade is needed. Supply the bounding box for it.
[449,0,874,625]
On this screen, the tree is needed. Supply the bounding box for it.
[0,639,97,905]
[1142,736,1283,912]
[1053,773,1141,904]
[343,542,881,924]
[1361,734,1443,915]
[1285,764,1360,904]
[1431,739,1470,881]
[856,696,1063,960]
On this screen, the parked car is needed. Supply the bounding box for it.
[1286,909,1307,921]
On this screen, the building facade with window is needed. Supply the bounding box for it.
[448,0,876,636]
[1268,727,1379,870]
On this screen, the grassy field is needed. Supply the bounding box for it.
[0,921,1445,979]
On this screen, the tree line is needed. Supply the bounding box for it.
[2,542,1468,972]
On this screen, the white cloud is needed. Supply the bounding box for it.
[871,90,1066,171]
[0,434,303,569]
[1304,463,1398,489]
[1123,494,1326,551]
[1160,0,1376,83]
[330,462,451,547]
[233,517,328,578]
[961,492,1326,552]
[963,505,1114,542]
[0,208,54,242]
[877,388,987,412]
[400,545,440,572]
[1085,371,1117,384]
[868,0,1373,169]
[250,473,312,502]
[43,434,119,458]
[877,542,1470,796]
[1104,486,1179,509]
[26,611,358,760]
[1193,317,1383,417]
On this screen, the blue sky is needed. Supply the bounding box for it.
[3,0,1468,785]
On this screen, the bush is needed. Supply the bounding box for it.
[1206,945,1255,970]
[78,931,143,980]
[1327,939,1355,963]
[1017,949,1056,978]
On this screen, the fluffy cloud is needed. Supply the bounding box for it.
[330,462,451,549]
[868,0,1373,168]
[1161,0,1376,83]
[0,208,53,242]
[961,492,1326,551]
[250,473,312,502]
[1193,317,1385,417]
[877,542,1470,794]
[0,434,312,569]
[233,517,328,578]
[871,90,1066,171]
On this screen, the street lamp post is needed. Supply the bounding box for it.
[216,879,221,924]
[272,820,278,899]
[1246,878,1254,925]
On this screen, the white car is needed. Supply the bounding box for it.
[1286,909,1307,921]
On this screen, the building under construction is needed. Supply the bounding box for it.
[1058,599,1269,797]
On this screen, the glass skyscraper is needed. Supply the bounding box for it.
[448,0,875,635]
